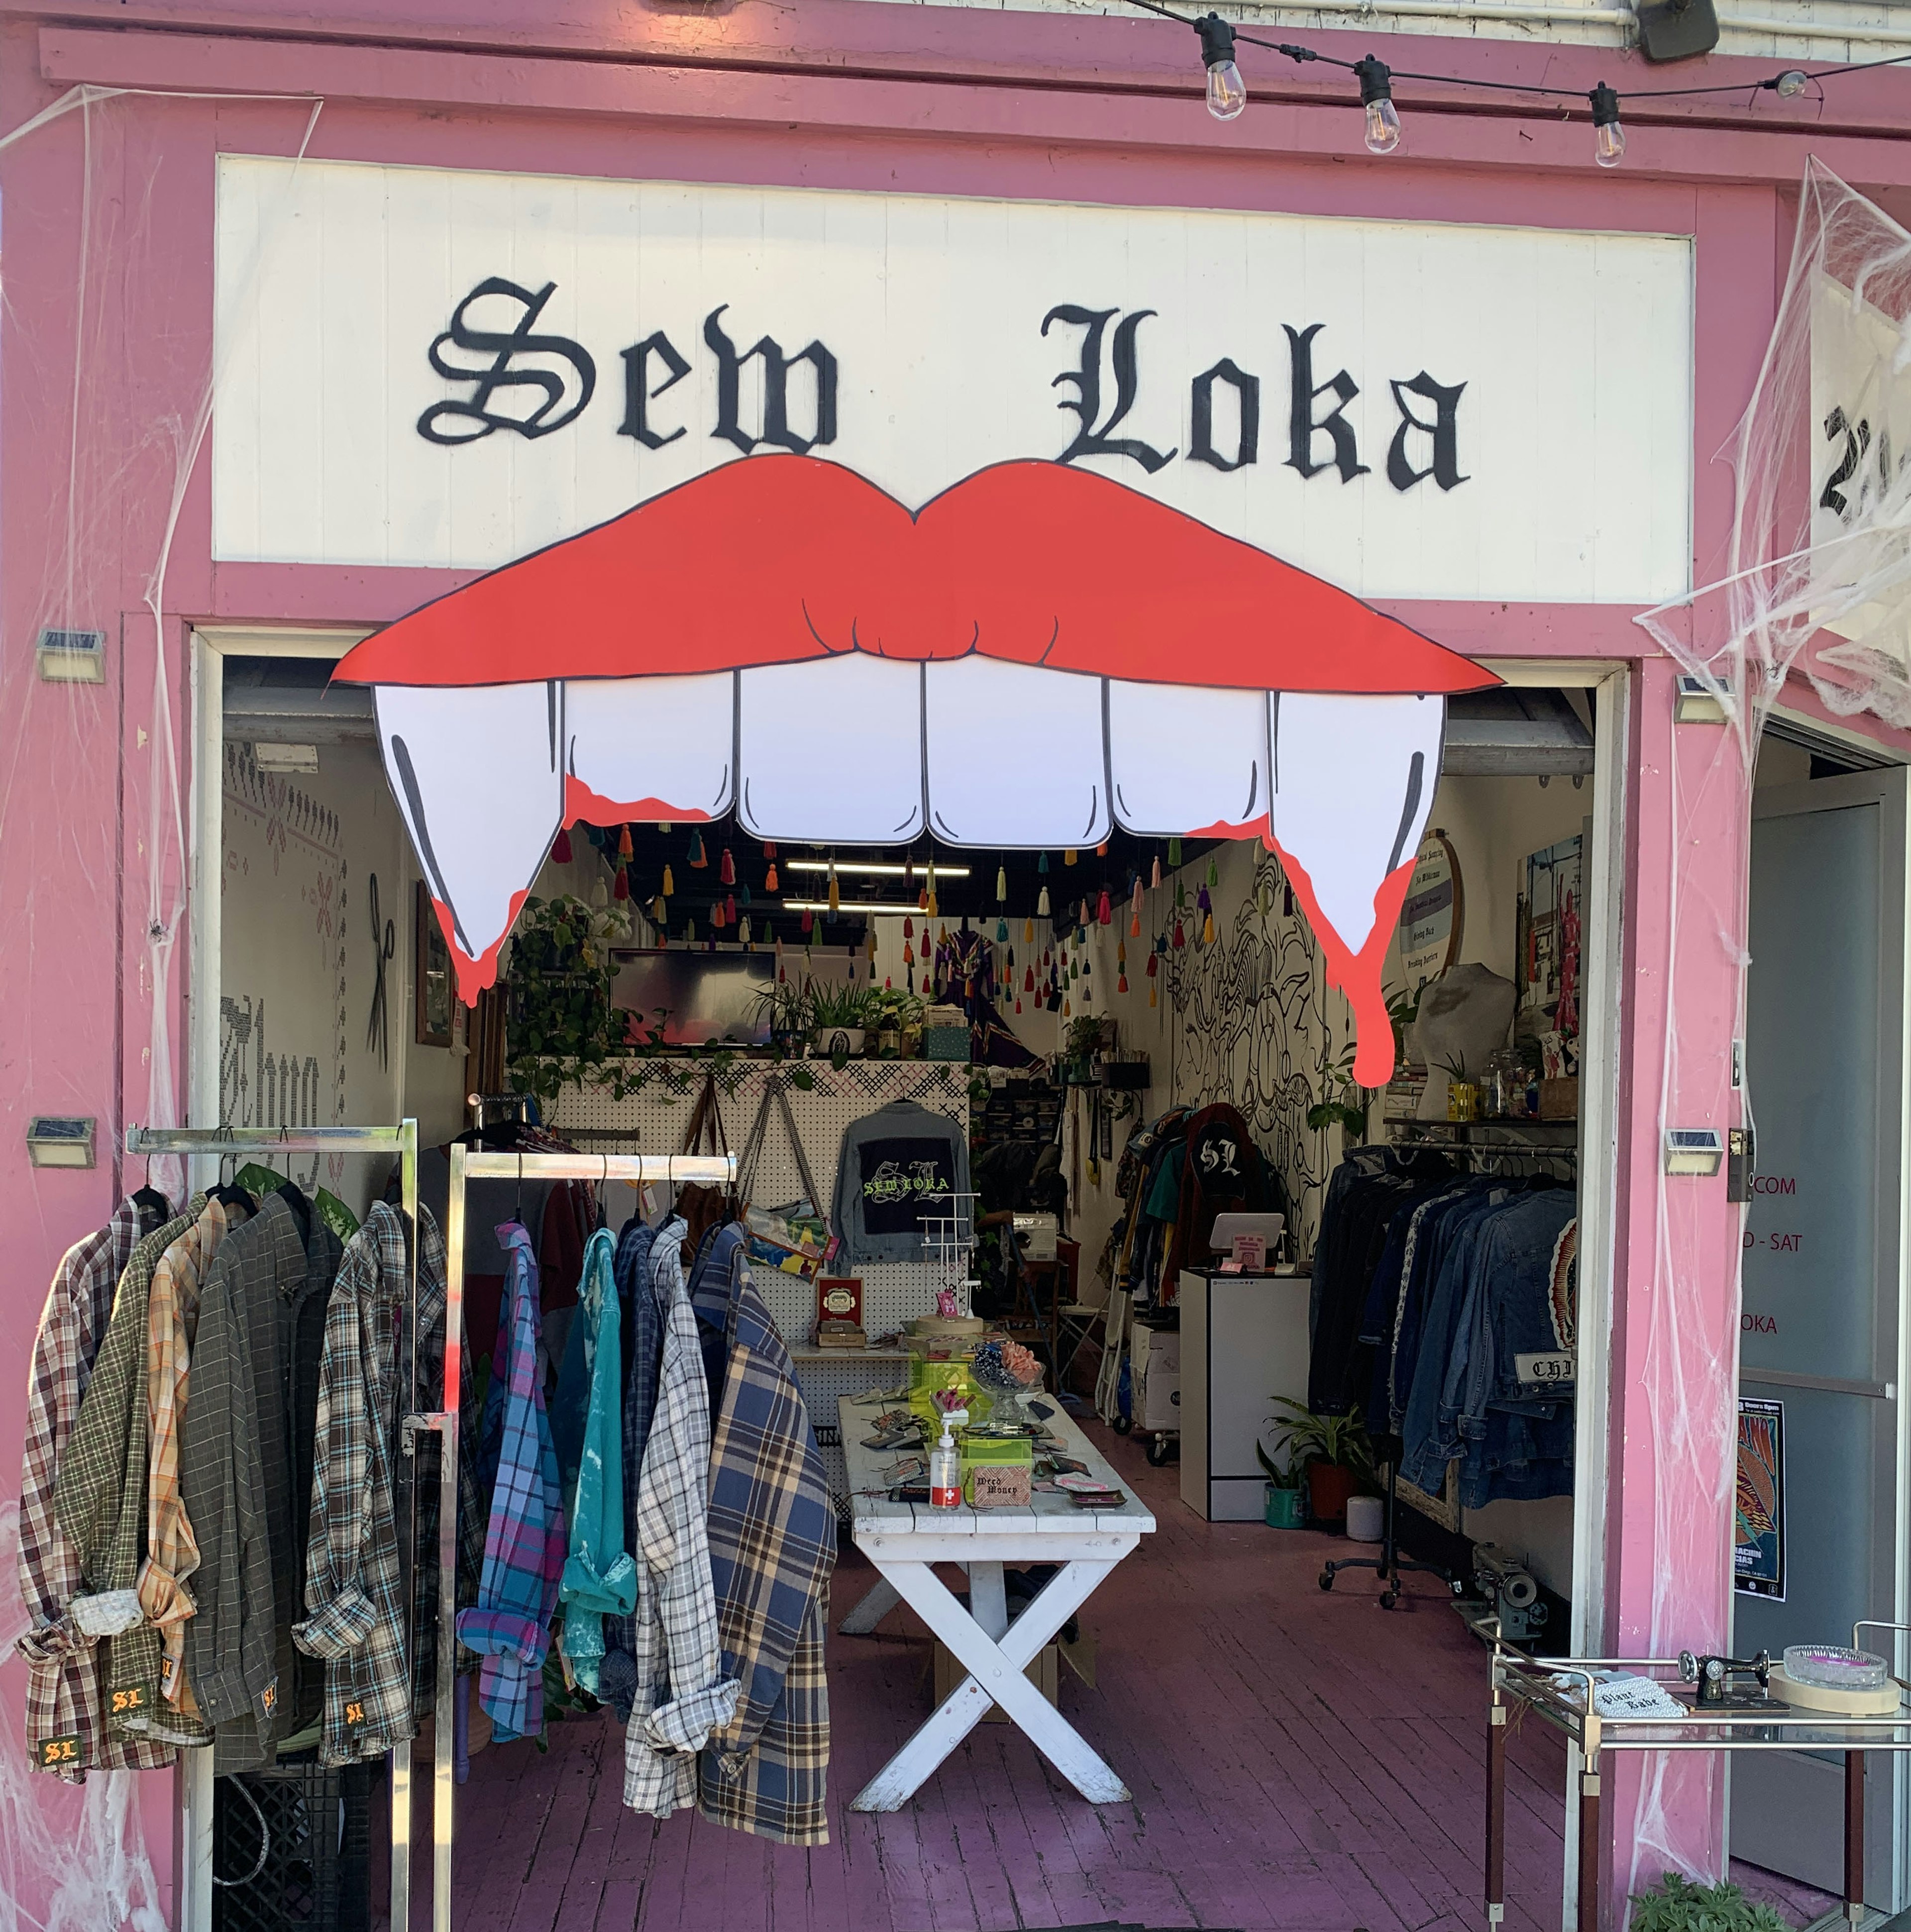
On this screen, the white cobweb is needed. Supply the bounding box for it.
[1641,157,1911,751]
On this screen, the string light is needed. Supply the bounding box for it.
[1355,56,1402,153]
[1125,0,1911,165]
[1196,11,1248,118]
[1590,81,1626,166]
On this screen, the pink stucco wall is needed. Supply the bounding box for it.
[5,2,1911,1921]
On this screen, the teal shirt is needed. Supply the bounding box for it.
[558,1229,637,1692]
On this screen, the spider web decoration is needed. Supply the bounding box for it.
[1641,159,1911,750]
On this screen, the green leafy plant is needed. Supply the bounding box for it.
[1255,1438,1306,1488]
[1306,1039,1369,1140]
[807,979,875,1032]
[864,985,925,1033]
[504,895,635,1103]
[1264,1396,1375,1483]
[1627,1874,1787,1932]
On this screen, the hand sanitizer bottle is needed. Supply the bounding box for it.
[930,1416,962,1510]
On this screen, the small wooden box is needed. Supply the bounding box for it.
[965,1464,1032,1509]
[1538,1077,1579,1121]
[933,1641,1059,1722]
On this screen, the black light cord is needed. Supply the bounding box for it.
[1123,0,1911,103]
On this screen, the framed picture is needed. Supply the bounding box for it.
[1734,1396,1786,1601]
[415,881,454,1047]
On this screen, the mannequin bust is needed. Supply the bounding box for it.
[1408,963,1517,1120]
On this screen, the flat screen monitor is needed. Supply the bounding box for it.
[609,950,776,1047]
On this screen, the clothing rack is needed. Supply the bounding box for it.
[124,1122,420,1932]
[433,1147,737,1931]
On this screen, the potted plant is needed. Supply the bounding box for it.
[1256,1439,1307,1529]
[1265,1397,1373,1527]
[806,980,872,1060]
[864,985,925,1057]
[1627,1874,1786,1932]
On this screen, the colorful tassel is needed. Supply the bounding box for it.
[904,942,915,965]
[726,894,737,923]
[1024,965,1036,991]
[996,863,1008,903]
[553,827,573,865]
[1176,881,1186,910]
[1150,982,1158,1008]
[1147,951,1159,978]
[1197,886,1212,915]
[617,824,634,861]
[613,868,630,902]
[904,916,914,939]
[1097,888,1112,926]
[1038,851,1050,874]
[662,863,674,897]
[1203,911,1215,944]
[685,917,697,942]
[1097,841,1108,857]
[651,895,667,922]
[1024,916,1035,943]
[1064,849,1077,867]
[1118,972,1129,993]
[688,829,706,868]
[764,840,776,858]
[1207,855,1220,888]
[801,908,814,934]
[1037,886,1050,917]
[996,917,1009,942]
[1172,919,1185,949]
[765,861,779,892]
[739,915,751,946]
[1016,998,1024,1014]
[1168,837,1182,867]
[719,847,736,886]
[1151,854,1163,889]
[828,863,841,914]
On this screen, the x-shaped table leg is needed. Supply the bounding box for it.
[851,1556,1124,1811]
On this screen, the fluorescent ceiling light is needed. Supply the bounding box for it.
[783,860,970,878]
[779,899,921,915]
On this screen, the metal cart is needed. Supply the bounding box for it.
[1487,1622,1911,1930]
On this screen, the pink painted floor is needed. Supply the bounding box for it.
[393,1421,1835,1932]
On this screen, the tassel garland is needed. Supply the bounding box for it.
[688,829,706,868]
[553,827,573,865]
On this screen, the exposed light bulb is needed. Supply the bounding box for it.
[1355,57,1401,155]
[1195,13,1248,121]
[1774,69,1808,97]
[1590,83,1625,168]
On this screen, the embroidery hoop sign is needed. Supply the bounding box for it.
[1397,828,1464,990]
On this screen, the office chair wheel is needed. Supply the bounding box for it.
[1146,1436,1171,1467]
[1380,1590,1399,1611]
[1319,1569,1335,1591]
[1112,1415,1132,1435]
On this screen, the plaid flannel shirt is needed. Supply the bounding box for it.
[295,1204,416,1764]
[18,1196,176,1778]
[622,1220,740,1817]
[458,1223,564,1744]
[53,1200,203,1745]
[693,1225,837,1847]
[133,1195,245,1737]
[599,1217,660,1721]
[558,1230,637,1696]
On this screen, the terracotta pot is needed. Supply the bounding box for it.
[1307,1461,1358,1525]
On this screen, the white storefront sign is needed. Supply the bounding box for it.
[213,157,1693,604]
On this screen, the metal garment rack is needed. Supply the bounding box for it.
[125,1122,421,1932]
[432,1144,737,1931]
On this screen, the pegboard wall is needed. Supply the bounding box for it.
[548,1059,972,1348]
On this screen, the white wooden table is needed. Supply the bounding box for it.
[835,1390,1157,1810]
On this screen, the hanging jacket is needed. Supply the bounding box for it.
[599,1216,661,1721]
[459,1223,565,1744]
[830,1101,970,1264]
[559,1230,637,1695]
[694,1224,837,1846]
[131,1193,248,1744]
[19,1193,177,1779]
[295,1204,420,1765]
[621,1220,741,1817]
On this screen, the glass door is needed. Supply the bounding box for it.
[1731,762,1908,1904]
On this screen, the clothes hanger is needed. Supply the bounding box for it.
[207,1148,256,1215]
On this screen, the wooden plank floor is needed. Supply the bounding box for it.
[387,1420,1835,1932]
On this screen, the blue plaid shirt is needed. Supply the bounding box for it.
[458,1224,565,1743]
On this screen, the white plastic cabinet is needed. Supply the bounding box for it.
[1178,1268,1311,1521]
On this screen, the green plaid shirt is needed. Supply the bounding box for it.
[52,1202,201,1742]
